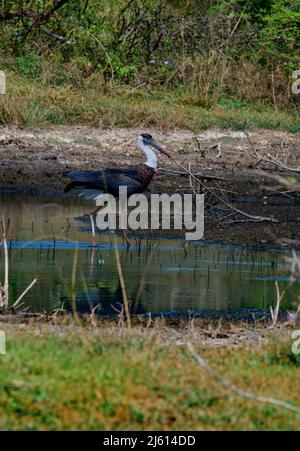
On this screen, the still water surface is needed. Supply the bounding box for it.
[0,193,297,316]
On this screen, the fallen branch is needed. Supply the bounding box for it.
[157,167,225,181]
[187,341,300,415]
[264,152,300,174]
[243,129,300,174]
[168,155,277,223]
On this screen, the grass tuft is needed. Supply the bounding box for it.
[0,71,299,132]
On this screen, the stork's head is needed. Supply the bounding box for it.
[140,133,171,159]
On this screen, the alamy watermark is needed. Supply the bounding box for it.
[95,187,204,240]
[292,330,300,356]
[0,331,6,355]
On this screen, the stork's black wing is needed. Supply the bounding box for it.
[65,167,143,199]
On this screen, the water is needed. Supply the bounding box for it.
[0,193,297,317]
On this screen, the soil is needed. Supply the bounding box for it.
[0,125,300,247]
[0,312,292,349]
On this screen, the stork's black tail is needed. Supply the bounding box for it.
[64,180,89,193]
[64,171,104,200]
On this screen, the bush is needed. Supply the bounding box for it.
[0,0,299,106]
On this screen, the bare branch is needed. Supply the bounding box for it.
[157,167,224,181]
[187,341,300,415]
[243,129,300,174]
[0,1,70,29]
[170,155,277,223]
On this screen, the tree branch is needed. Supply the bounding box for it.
[187,341,300,416]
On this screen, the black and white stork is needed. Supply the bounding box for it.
[64,133,171,200]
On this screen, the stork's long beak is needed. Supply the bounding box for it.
[150,140,171,159]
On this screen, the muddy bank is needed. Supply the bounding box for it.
[0,125,300,247]
[0,312,292,349]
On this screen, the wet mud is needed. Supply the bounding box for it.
[1,125,300,247]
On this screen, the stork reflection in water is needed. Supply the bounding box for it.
[65,133,171,243]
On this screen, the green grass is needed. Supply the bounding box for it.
[0,71,299,132]
[0,327,299,430]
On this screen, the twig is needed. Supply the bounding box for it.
[0,217,38,312]
[269,281,287,329]
[187,341,300,415]
[286,249,300,280]
[188,163,197,195]
[11,279,37,310]
[243,129,300,174]
[113,236,131,329]
[86,31,115,85]
[0,217,9,309]
[169,156,277,223]
[271,71,278,113]
[90,214,96,246]
[264,152,300,174]
[90,303,101,328]
[71,246,81,325]
[193,136,205,158]
[71,247,93,351]
[157,167,224,181]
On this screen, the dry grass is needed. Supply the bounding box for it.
[0,70,299,132]
[0,321,299,431]
[174,55,294,108]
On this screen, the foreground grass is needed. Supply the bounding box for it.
[0,71,299,132]
[0,326,299,430]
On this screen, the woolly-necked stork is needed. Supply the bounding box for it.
[64,133,171,199]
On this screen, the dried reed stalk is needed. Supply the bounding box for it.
[0,216,37,312]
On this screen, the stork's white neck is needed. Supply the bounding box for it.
[138,136,157,169]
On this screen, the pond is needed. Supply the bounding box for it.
[0,193,297,318]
